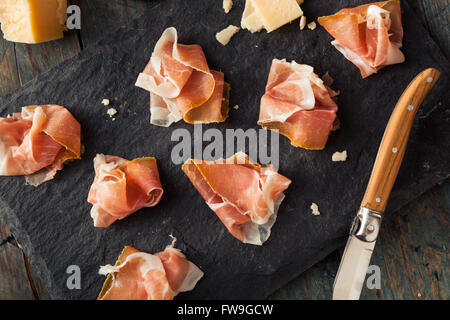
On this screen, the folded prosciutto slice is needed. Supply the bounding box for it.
[318,0,404,78]
[0,105,81,186]
[98,244,203,300]
[136,27,230,127]
[258,59,339,150]
[87,154,163,228]
[182,152,291,245]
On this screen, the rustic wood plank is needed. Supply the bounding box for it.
[14,32,81,85]
[0,243,35,300]
[0,39,21,97]
[22,253,51,300]
[0,218,12,245]
[361,181,449,300]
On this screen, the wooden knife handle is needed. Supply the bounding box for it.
[361,68,440,212]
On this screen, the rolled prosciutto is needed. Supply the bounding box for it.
[0,105,81,186]
[87,154,163,228]
[318,0,405,78]
[136,27,229,127]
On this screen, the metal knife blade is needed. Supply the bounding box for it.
[333,236,376,300]
[333,207,381,300]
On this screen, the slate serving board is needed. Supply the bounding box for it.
[0,0,448,300]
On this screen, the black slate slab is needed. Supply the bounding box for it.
[0,0,448,300]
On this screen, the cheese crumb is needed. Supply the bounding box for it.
[102,99,110,106]
[233,105,239,110]
[332,150,347,162]
[300,16,306,30]
[223,0,233,13]
[216,25,240,46]
[307,21,317,30]
[310,203,320,216]
[107,108,117,117]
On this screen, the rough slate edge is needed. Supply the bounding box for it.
[0,1,448,300]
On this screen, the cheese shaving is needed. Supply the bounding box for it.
[300,16,306,30]
[107,108,117,117]
[223,0,233,13]
[216,25,240,46]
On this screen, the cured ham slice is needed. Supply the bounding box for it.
[0,105,81,186]
[136,27,230,127]
[98,244,203,300]
[318,0,404,78]
[182,152,291,245]
[258,59,339,150]
[87,154,163,228]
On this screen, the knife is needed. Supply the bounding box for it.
[332,68,441,300]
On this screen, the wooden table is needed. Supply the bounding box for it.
[0,0,448,300]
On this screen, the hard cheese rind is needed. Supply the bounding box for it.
[0,0,67,44]
[241,0,303,33]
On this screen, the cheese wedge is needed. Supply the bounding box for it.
[0,0,67,44]
[241,0,303,33]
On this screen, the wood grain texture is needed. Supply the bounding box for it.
[0,39,20,97]
[14,34,81,84]
[362,68,440,212]
[0,0,448,300]
[0,243,35,300]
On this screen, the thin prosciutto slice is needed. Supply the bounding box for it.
[0,105,81,186]
[258,59,339,150]
[318,0,404,78]
[98,244,203,300]
[182,152,291,245]
[136,27,229,127]
[87,154,163,228]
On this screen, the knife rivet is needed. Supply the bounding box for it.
[392,147,398,153]
[376,197,381,203]
[367,225,375,232]
[426,77,433,83]
[407,105,414,111]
